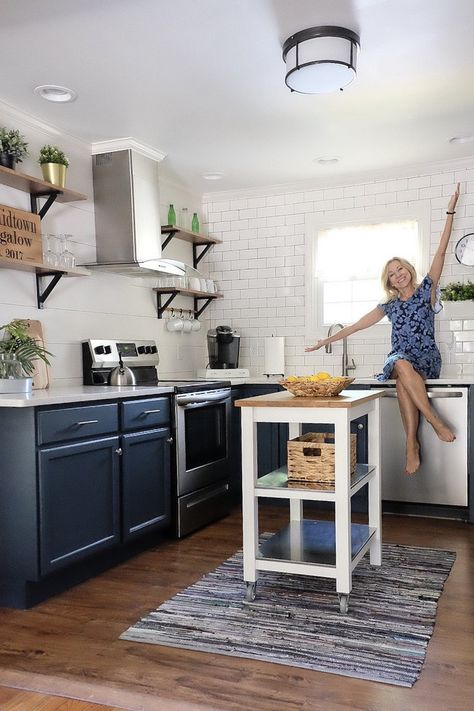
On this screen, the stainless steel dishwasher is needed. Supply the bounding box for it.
[379,386,468,506]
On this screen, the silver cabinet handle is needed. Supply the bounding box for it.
[141,409,161,415]
[383,390,463,399]
[166,437,173,444]
[115,448,122,455]
[75,419,99,426]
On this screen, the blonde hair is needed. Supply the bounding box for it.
[381,257,419,302]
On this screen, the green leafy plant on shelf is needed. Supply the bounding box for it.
[440,281,474,301]
[0,127,29,163]
[0,319,52,376]
[38,144,69,167]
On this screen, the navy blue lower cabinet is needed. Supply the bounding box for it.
[38,436,120,575]
[121,427,171,541]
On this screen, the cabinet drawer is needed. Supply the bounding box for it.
[37,403,118,445]
[121,397,170,431]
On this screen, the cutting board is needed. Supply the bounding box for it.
[24,320,50,390]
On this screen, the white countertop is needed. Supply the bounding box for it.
[1,376,472,408]
[0,384,175,408]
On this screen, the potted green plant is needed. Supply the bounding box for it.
[0,319,52,390]
[38,144,69,188]
[0,127,29,169]
[441,281,474,319]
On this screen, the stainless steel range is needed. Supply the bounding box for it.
[82,339,232,537]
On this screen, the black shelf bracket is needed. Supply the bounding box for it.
[30,190,62,220]
[192,243,213,268]
[161,229,178,251]
[156,291,179,319]
[36,271,65,309]
[194,296,214,319]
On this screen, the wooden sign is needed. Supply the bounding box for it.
[0,204,42,264]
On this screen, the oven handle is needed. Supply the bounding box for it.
[176,390,231,407]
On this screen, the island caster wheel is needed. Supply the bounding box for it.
[245,581,257,602]
[338,593,349,615]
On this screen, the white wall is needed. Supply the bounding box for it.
[0,102,209,385]
[203,163,474,378]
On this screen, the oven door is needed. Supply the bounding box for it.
[175,388,231,496]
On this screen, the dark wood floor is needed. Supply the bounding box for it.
[0,505,473,711]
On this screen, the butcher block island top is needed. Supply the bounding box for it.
[235,389,385,408]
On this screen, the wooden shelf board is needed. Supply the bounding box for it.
[0,165,87,203]
[0,256,90,277]
[153,287,223,298]
[161,225,221,245]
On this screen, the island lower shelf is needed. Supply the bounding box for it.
[255,463,376,501]
[257,520,376,568]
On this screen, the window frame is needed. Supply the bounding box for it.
[304,202,431,339]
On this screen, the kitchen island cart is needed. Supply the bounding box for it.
[235,389,384,613]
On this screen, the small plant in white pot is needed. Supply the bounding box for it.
[0,127,29,169]
[0,319,52,392]
[38,144,69,188]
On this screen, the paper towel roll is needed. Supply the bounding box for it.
[263,336,285,375]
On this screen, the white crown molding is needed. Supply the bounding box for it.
[91,137,166,163]
[0,98,90,148]
[203,155,474,201]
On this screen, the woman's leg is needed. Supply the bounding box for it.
[395,378,421,474]
[392,360,455,442]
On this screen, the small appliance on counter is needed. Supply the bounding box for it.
[207,325,241,367]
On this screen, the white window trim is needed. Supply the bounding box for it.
[304,202,431,341]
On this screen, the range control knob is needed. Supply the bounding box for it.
[137,346,146,354]
[104,345,112,354]
[94,345,105,355]
[145,346,153,354]
[150,345,158,354]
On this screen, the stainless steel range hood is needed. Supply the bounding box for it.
[85,149,184,276]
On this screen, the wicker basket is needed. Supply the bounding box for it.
[279,377,354,397]
[287,432,357,483]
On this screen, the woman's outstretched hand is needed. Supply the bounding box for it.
[305,339,327,352]
[447,183,460,213]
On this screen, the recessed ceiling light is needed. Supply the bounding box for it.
[448,135,474,144]
[313,156,340,165]
[34,84,77,103]
[202,172,225,180]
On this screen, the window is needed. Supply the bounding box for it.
[306,205,430,333]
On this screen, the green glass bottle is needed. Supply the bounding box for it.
[167,204,176,226]
[191,212,199,233]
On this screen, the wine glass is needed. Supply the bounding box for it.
[58,233,76,269]
[44,234,59,268]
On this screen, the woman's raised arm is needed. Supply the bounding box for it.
[429,183,460,288]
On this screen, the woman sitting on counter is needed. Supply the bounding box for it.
[305,183,460,476]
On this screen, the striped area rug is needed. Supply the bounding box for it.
[120,540,455,687]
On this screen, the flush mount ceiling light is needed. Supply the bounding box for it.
[282,26,360,94]
[34,84,77,103]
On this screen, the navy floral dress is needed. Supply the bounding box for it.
[375,274,442,381]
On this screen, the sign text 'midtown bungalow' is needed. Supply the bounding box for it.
[0,204,42,264]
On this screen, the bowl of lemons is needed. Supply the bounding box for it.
[279,372,354,397]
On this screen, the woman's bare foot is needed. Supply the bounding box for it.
[405,442,421,475]
[431,418,456,442]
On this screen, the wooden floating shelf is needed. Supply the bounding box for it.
[153,287,223,299]
[0,256,90,277]
[161,225,222,245]
[0,164,88,203]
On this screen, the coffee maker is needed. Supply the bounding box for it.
[198,326,249,379]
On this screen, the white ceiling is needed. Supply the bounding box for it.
[1,0,474,193]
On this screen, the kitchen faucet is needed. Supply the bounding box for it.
[325,323,357,376]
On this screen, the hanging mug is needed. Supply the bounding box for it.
[182,314,193,332]
[191,317,201,331]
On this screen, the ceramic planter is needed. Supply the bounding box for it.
[41,162,67,188]
[442,300,474,320]
[0,152,16,170]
